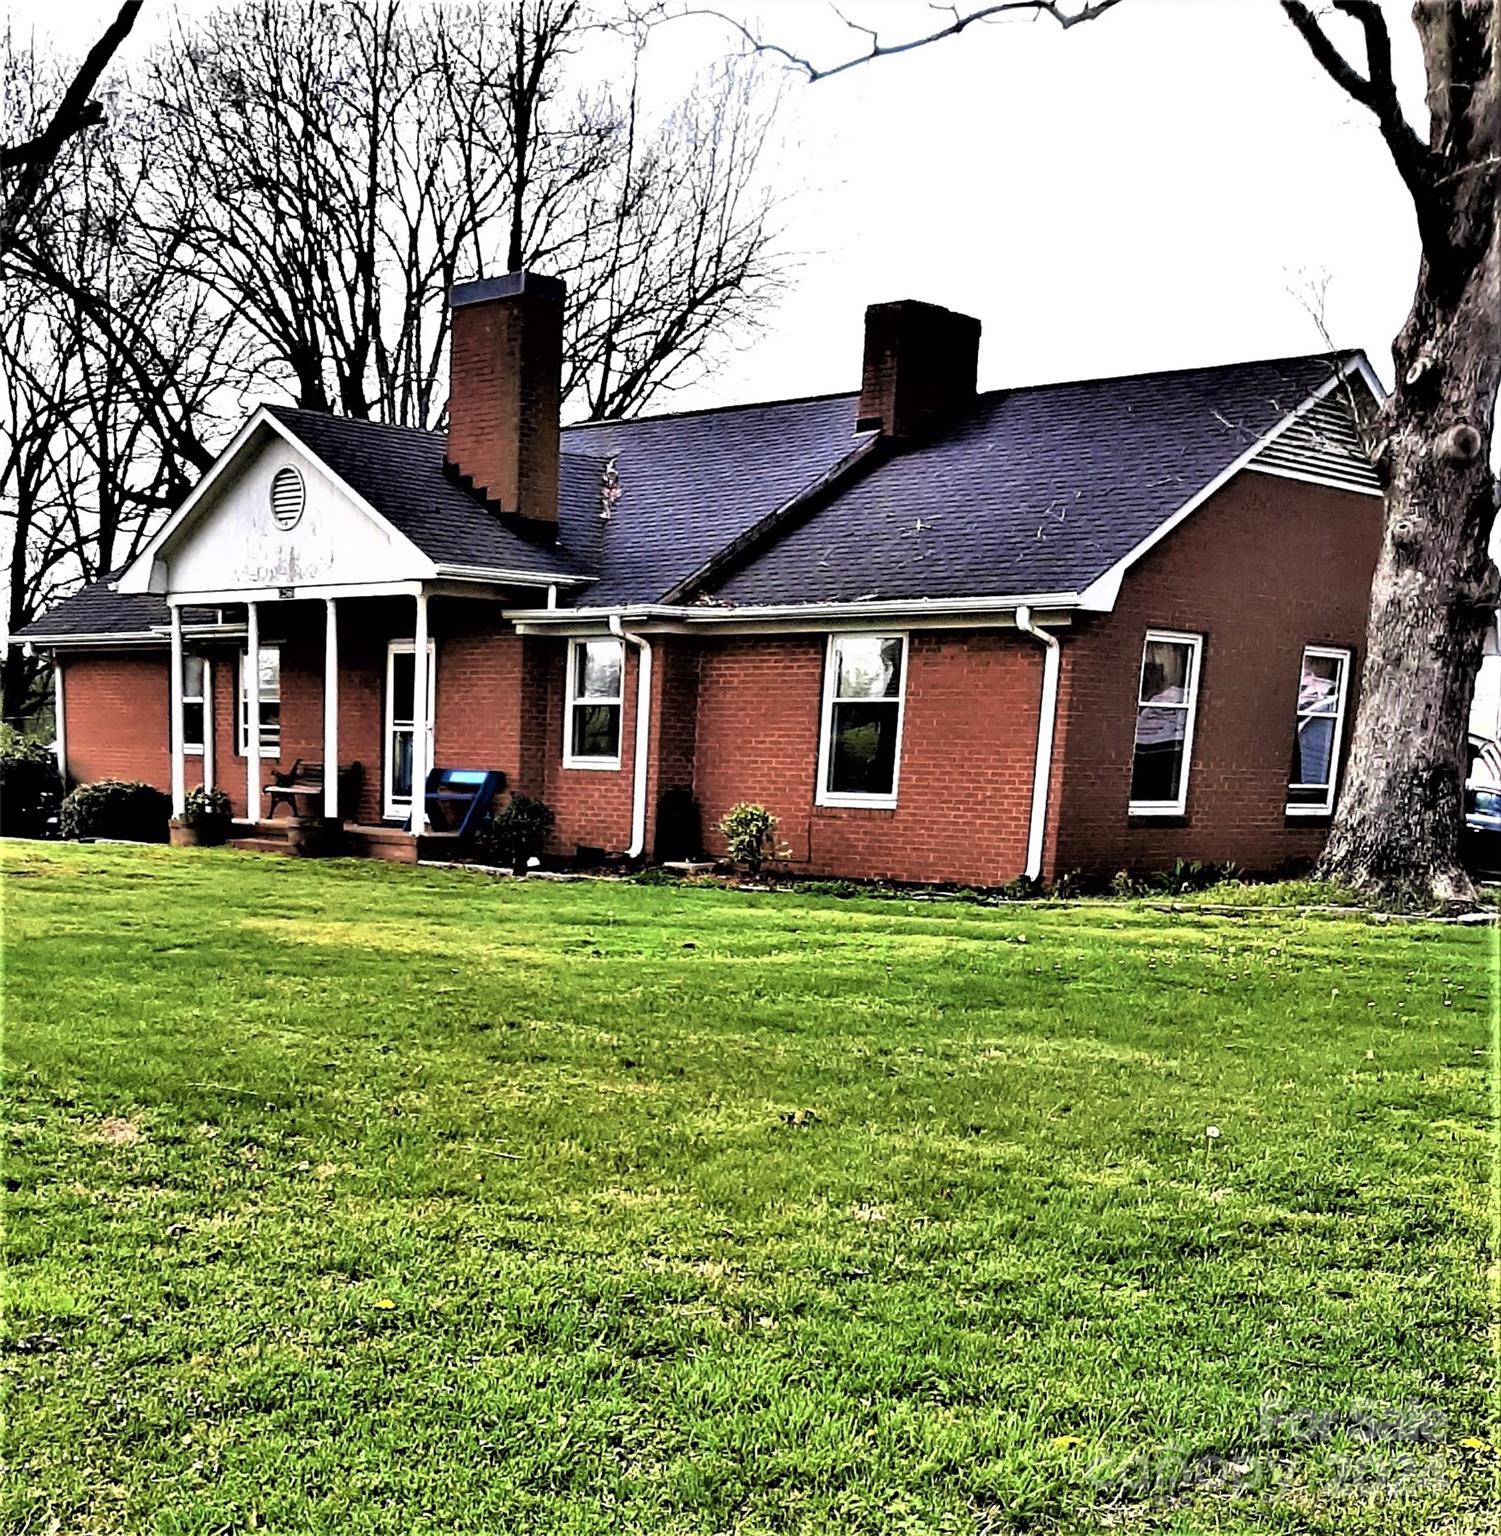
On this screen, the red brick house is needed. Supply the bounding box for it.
[19,272,1386,884]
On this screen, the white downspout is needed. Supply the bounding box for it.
[1015,605,1061,884]
[610,614,653,860]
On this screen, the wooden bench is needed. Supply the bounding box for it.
[265,760,363,818]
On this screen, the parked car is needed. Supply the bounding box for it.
[1463,785,1501,877]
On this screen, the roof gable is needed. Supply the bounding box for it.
[268,408,588,584]
[118,411,436,595]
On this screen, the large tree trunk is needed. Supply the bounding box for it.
[1320,258,1500,905]
[1312,0,1500,907]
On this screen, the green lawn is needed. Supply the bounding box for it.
[2,842,1495,1534]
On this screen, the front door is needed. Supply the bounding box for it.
[383,640,435,820]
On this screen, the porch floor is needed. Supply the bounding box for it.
[228,819,463,865]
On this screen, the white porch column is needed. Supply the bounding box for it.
[323,597,339,820]
[169,604,187,818]
[53,660,67,789]
[202,659,215,792]
[245,600,262,821]
[410,591,430,834]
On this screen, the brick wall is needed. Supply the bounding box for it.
[691,630,1041,885]
[59,654,172,792]
[1047,470,1381,880]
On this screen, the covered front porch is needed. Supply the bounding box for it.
[162,582,521,857]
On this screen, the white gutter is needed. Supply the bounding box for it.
[1015,604,1062,884]
[507,591,1085,629]
[609,614,653,860]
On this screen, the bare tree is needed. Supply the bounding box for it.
[689,0,1500,907]
[1,36,244,724]
[141,0,783,426]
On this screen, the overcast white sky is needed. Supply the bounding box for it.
[11,0,1428,410]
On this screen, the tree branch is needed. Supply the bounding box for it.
[0,1,142,248]
[1279,0,1445,254]
[670,1,1123,83]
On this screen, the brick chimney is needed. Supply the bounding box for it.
[447,271,564,535]
[856,299,982,439]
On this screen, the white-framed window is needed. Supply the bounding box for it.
[1287,646,1351,815]
[182,655,206,756]
[236,647,281,757]
[816,632,907,808]
[1128,630,1203,816]
[564,637,624,768]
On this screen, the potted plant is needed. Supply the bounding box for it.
[169,785,233,847]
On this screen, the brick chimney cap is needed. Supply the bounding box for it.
[865,297,981,333]
[451,270,565,309]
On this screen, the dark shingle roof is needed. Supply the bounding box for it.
[267,407,589,581]
[15,579,218,641]
[704,355,1358,606]
[557,394,868,606]
[18,351,1366,642]
[18,583,168,639]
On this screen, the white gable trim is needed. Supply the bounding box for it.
[1245,463,1384,497]
[118,408,438,594]
[1076,353,1385,611]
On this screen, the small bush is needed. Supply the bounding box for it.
[473,793,555,870]
[60,780,172,843]
[0,737,63,839]
[718,803,779,879]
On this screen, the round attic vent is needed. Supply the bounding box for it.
[270,465,305,530]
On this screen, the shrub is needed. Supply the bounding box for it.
[473,793,555,870]
[0,737,63,839]
[181,785,234,838]
[718,802,777,879]
[60,780,172,843]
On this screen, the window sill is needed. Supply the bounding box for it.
[815,796,899,812]
[1127,804,1188,819]
[1285,805,1333,819]
[563,757,622,772]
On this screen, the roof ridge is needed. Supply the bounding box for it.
[560,389,858,431]
[972,348,1358,400]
